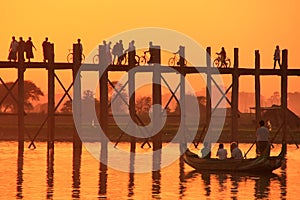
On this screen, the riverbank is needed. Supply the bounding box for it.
[1,127,299,144]
[0,114,299,144]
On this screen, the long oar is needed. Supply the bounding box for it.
[243,141,256,158]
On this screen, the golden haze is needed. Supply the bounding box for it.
[0,0,299,97]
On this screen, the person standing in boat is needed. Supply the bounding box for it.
[230,142,243,160]
[256,120,270,156]
[216,143,227,160]
[200,142,211,159]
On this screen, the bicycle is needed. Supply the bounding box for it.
[168,54,187,66]
[213,54,231,68]
[93,52,139,65]
[119,53,140,66]
[139,51,150,65]
[93,54,99,64]
[67,49,85,63]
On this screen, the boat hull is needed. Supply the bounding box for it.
[184,144,286,172]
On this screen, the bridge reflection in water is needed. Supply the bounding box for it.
[2,142,291,199]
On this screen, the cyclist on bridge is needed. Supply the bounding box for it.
[217,47,227,68]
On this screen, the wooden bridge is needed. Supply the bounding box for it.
[0,44,297,154]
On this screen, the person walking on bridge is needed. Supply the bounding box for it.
[273,45,281,69]
[18,37,26,63]
[8,36,18,62]
[25,37,36,62]
[42,37,50,62]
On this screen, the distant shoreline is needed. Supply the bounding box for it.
[0,130,297,144]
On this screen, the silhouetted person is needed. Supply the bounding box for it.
[230,142,243,160]
[146,41,154,64]
[8,36,18,62]
[112,42,118,64]
[216,143,227,160]
[256,120,270,156]
[217,47,227,67]
[116,40,124,65]
[125,40,137,66]
[42,37,50,62]
[273,45,281,69]
[25,37,36,62]
[174,45,185,66]
[77,38,83,62]
[18,37,26,62]
[106,41,112,64]
[102,40,107,48]
[200,142,211,159]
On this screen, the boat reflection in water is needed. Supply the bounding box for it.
[184,169,287,199]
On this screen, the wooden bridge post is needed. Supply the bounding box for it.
[72,43,83,196]
[152,47,162,170]
[281,49,288,142]
[152,46,162,158]
[47,43,55,150]
[18,59,25,150]
[16,147,24,198]
[179,46,186,153]
[98,44,109,160]
[206,47,211,130]
[255,50,261,127]
[128,50,136,153]
[72,43,82,149]
[231,48,239,142]
[98,44,109,196]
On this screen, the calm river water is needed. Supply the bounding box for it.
[0,141,299,199]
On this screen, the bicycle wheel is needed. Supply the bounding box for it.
[213,58,220,67]
[139,56,147,65]
[168,57,176,66]
[121,55,127,65]
[67,53,73,63]
[226,58,231,68]
[184,59,188,66]
[135,55,140,66]
[93,54,99,64]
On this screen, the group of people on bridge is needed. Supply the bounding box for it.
[8,36,36,62]
[6,36,282,69]
[7,36,82,63]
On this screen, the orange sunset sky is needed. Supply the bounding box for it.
[0,0,299,98]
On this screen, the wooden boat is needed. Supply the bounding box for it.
[183,143,286,172]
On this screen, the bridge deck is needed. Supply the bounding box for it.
[0,61,299,76]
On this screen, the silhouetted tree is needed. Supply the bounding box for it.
[173,95,206,124]
[135,96,152,115]
[60,100,72,113]
[174,95,206,114]
[0,80,44,112]
[60,89,100,114]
